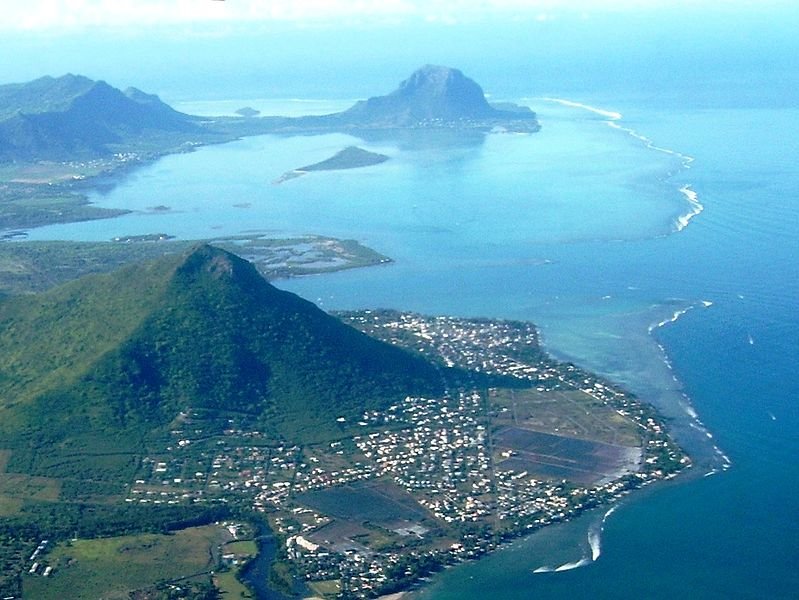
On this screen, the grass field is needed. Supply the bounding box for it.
[0,450,61,516]
[491,388,642,447]
[22,524,225,599]
[308,579,341,597]
[214,570,254,599]
[224,540,258,556]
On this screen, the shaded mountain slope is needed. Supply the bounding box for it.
[0,74,200,160]
[0,246,444,455]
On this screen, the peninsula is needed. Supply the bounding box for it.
[0,248,688,599]
[286,64,541,133]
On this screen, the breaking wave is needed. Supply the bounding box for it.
[540,97,703,233]
[533,504,619,574]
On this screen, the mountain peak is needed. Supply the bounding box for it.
[397,65,483,96]
[337,65,537,129]
[0,74,197,161]
[177,244,238,278]
[0,247,446,448]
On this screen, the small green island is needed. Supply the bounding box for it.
[273,146,390,184]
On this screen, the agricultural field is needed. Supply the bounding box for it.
[0,451,61,516]
[21,524,230,599]
[297,480,434,554]
[297,480,429,526]
[493,426,642,486]
[490,387,642,447]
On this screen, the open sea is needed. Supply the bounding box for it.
[9,26,799,598]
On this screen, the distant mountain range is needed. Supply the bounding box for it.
[0,246,445,472]
[0,74,200,161]
[0,66,538,162]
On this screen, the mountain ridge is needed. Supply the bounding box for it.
[0,74,199,161]
[0,245,445,468]
[0,66,538,162]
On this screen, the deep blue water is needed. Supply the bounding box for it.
[8,51,799,599]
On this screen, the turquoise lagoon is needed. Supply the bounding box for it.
[16,92,799,598]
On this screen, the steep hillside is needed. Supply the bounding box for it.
[0,74,199,160]
[0,246,444,473]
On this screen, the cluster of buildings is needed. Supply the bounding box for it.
[25,540,52,578]
[119,311,688,598]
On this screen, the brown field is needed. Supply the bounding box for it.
[494,426,641,486]
[298,480,433,553]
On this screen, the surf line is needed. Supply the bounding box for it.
[537,97,703,233]
[533,505,619,574]
[648,300,732,474]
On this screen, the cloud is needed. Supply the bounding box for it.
[4,0,792,32]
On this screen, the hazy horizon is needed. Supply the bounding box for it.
[3,2,797,108]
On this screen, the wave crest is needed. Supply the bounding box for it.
[539,97,703,233]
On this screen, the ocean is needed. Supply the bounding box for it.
[8,21,799,598]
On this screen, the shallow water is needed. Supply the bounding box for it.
[13,89,799,599]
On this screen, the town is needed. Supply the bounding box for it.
[25,312,688,598]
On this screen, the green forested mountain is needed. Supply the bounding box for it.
[0,74,200,161]
[0,245,444,475]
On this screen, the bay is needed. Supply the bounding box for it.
[14,84,799,600]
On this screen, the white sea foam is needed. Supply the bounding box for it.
[586,504,619,562]
[649,306,693,332]
[554,558,592,572]
[540,96,703,233]
[603,504,620,522]
[535,508,613,575]
[539,97,623,121]
[588,527,601,561]
[644,300,732,472]
[649,299,713,333]
[675,185,704,231]
[681,401,699,420]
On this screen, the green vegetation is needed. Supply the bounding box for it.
[308,580,341,597]
[0,245,443,482]
[275,146,390,184]
[0,503,233,598]
[0,185,128,231]
[0,242,687,598]
[300,146,388,172]
[0,235,390,296]
[21,525,224,599]
[214,570,254,598]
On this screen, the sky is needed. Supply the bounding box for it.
[2,1,797,105]
[3,0,794,31]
